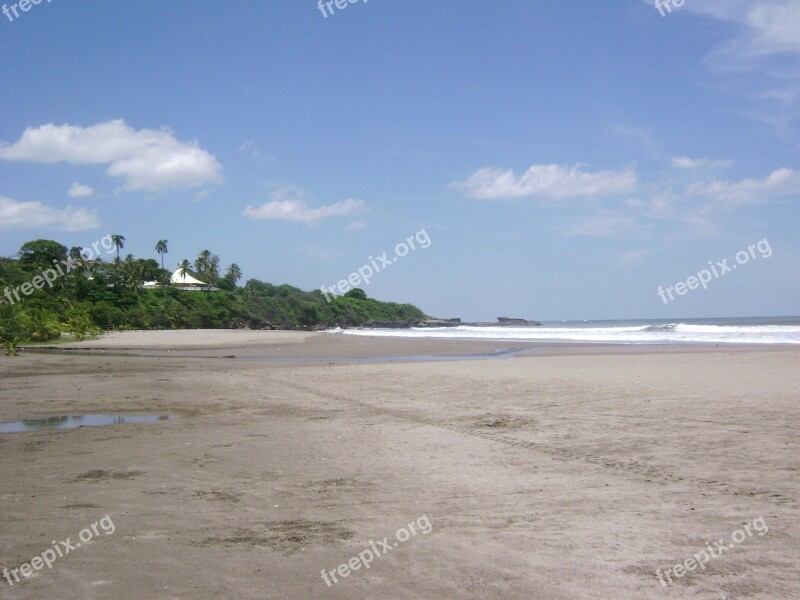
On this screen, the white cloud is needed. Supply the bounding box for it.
[192,188,211,203]
[242,198,366,222]
[748,3,800,54]
[686,1,800,57]
[0,120,222,192]
[238,139,273,160]
[345,219,368,231]
[686,167,800,210]
[560,215,635,239]
[617,248,652,265]
[300,245,346,261]
[239,140,257,153]
[678,1,800,130]
[456,151,798,240]
[621,166,800,236]
[266,186,309,203]
[0,195,99,231]
[624,194,677,218]
[68,181,94,198]
[453,164,636,200]
[607,125,662,159]
[671,156,733,169]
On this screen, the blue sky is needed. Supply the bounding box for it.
[1,0,798,321]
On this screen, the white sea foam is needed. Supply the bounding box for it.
[330,323,800,345]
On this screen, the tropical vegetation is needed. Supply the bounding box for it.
[0,237,426,355]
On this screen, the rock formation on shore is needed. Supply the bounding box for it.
[361,317,541,329]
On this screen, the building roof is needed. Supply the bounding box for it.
[171,268,206,286]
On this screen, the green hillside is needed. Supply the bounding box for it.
[0,238,427,354]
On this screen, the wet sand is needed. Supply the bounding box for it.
[1,331,798,599]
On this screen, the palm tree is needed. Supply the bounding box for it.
[110,235,125,259]
[195,250,213,290]
[209,255,220,273]
[68,246,86,273]
[225,263,242,285]
[155,240,168,270]
[177,259,190,280]
[194,250,211,275]
[121,255,149,290]
[207,254,220,291]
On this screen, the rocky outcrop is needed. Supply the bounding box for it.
[362,319,424,329]
[354,316,542,329]
[416,318,462,328]
[497,317,541,326]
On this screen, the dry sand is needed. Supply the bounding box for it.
[1,330,798,599]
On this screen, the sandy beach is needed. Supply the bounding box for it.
[1,331,798,599]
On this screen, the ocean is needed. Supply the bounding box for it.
[332,317,800,345]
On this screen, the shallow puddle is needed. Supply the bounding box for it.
[0,414,176,433]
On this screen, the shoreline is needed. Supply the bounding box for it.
[21,329,800,361]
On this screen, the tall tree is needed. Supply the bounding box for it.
[155,240,168,270]
[225,263,242,285]
[207,254,220,291]
[177,259,190,281]
[110,235,125,260]
[194,250,210,274]
[18,240,68,273]
[195,250,213,289]
[68,246,86,273]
